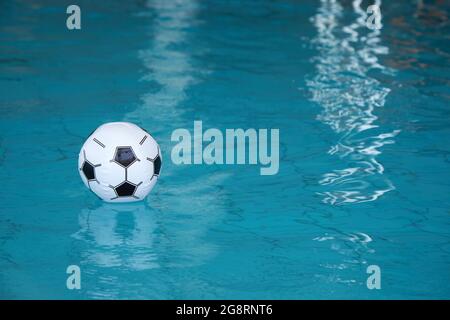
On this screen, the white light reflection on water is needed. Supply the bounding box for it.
[307,0,400,205]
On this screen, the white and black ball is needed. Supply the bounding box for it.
[78,122,161,202]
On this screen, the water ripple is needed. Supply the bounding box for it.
[307,0,400,205]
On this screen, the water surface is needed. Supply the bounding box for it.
[0,0,449,299]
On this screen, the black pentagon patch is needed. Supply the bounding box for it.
[114,147,136,167]
[115,181,136,197]
[153,155,161,175]
[82,161,95,180]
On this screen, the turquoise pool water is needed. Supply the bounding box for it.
[0,0,449,299]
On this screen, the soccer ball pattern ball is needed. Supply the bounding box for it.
[78,122,161,202]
